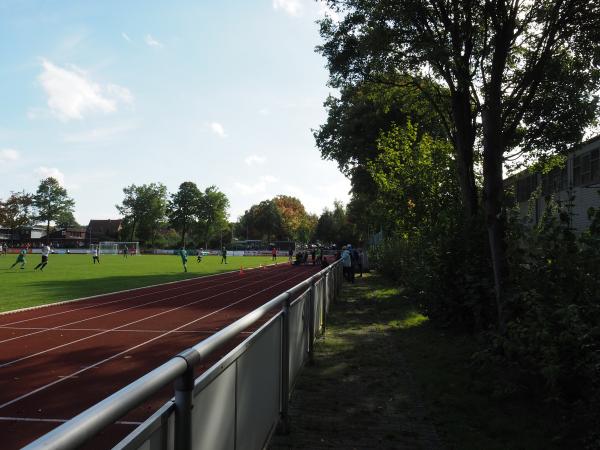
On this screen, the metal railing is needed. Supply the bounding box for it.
[24,260,342,450]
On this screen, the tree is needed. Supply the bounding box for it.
[33,178,75,244]
[55,210,79,229]
[314,200,357,246]
[238,200,284,242]
[197,186,230,248]
[318,0,600,328]
[167,182,202,247]
[0,191,33,238]
[117,183,168,245]
[273,195,316,242]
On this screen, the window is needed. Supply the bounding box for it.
[542,167,567,196]
[517,173,538,202]
[573,147,600,186]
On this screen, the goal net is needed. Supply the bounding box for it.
[97,241,140,255]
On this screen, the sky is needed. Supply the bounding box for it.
[0,0,350,224]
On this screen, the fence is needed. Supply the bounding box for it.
[24,260,343,450]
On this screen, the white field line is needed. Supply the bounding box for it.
[0,263,277,326]
[0,270,305,410]
[0,267,293,365]
[0,416,141,426]
[0,266,289,346]
[0,327,254,334]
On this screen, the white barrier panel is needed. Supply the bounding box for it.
[289,291,310,389]
[236,317,281,450]
[191,363,236,450]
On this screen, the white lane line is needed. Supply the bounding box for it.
[0,267,295,368]
[0,263,278,327]
[0,266,291,346]
[0,327,216,334]
[0,270,306,410]
[0,416,141,425]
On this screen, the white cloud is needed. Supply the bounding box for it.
[37,59,133,121]
[121,32,132,42]
[0,148,19,163]
[273,0,303,16]
[145,34,164,48]
[35,166,66,186]
[258,108,270,116]
[234,176,278,196]
[209,122,227,138]
[244,154,267,166]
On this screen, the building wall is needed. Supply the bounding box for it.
[512,136,600,233]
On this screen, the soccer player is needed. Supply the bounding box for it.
[34,244,51,271]
[288,247,293,263]
[197,248,203,263]
[221,246,227,264]
[123,245,128,259]
[10,248,27,270]
[271,246,277,261]
[92,246,100,264]
[180,247,188,272]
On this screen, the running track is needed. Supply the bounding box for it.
[0,263,320,449]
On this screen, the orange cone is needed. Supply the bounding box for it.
[240,265,244,275]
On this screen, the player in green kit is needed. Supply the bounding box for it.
[179,247,188,272]
[10,248,27,269]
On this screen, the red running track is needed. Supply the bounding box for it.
[0,263,320,449]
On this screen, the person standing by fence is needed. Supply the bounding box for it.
[271,246,277,261]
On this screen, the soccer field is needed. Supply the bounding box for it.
[0,254,276,312]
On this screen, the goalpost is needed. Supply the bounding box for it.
[95,241,140,255]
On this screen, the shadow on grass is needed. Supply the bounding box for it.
[273,274,561,450]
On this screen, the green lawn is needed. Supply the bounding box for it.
[0,254,276,312]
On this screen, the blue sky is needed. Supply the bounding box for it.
[0,0,349,224]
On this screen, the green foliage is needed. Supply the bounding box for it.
[116,183,168,244]
[237,195,316,243]
[0,191,34,232]
[470,197,600,445]
[33,177,75,241]
[313,200,357,246]
[196,185,230,248]
[167,181,203,246]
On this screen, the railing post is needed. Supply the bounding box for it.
[322,272,329,334]
[308,277,316,365]
[174,365,194,450]
[278,292,291,434]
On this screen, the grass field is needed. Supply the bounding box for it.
[0,254,276,312]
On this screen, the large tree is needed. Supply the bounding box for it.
[117,183,168,244]
[167,182,202,247]
[238,199,284,242]
[0,191,33,237]
[319,0,600,328]
[273,195,316,242]
[197,186,230,248]
[33,177,75,244]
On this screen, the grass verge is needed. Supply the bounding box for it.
[271,273,559,450]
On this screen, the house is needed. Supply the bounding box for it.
[48,227,88,247]
[0,225,47,244]
[87,219,123,242]
[506,134,600,232]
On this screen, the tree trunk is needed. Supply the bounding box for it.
[129,219,136,242]
[482,106,508,332]
[451,89,479,220]
[46,220,51,245]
